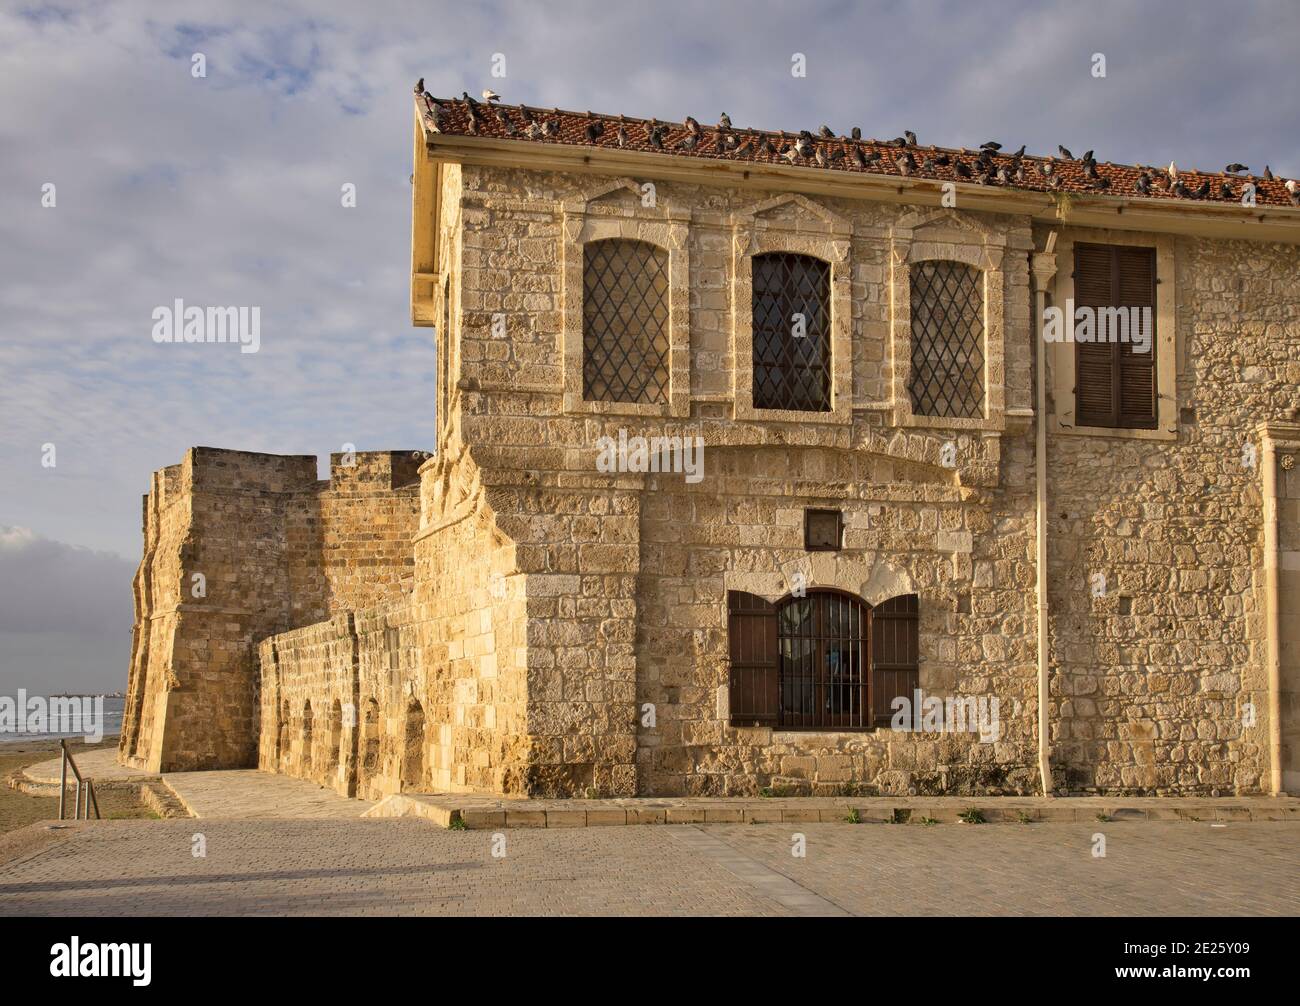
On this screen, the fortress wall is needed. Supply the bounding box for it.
[257,614,358,795]
[121,448,422,773]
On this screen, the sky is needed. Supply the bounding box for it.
[1,0,1298,693]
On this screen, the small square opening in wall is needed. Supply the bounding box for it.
[804,509,843,551]
[1118,596,1133,615]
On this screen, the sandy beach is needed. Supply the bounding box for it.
[0,735,154,835]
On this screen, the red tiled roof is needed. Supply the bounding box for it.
[417,92,1299,209]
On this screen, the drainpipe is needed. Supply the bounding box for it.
[1032,235,1058,797]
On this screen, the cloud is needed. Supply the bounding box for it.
[0,527,135,693]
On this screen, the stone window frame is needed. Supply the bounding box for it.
[561,178,691,418]
[1050,229,1177,441]
[888,209,1008,433]
[730,195,853,425]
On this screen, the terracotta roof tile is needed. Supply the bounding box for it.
[417,92,1299,209]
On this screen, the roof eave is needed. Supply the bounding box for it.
[416,110,1300,245]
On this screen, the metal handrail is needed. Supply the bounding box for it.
[57,739,101,821]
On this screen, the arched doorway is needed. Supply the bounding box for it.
[401,699,426,792]
[278,700,291,771]
[301,701,314,775]
[326,699,344,784]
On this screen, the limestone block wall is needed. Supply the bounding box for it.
[442,163,1043,797]
[121,447,421,773]
[258,614,358,794]
[1044,233,1300,794]
[637,443,1039,797]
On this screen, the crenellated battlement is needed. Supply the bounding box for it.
[119,447,424,773]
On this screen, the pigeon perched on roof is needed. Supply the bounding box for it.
[482,89,501,102]
[904,130,918,146]
[1225,163,1248,174]
[616,124,628,147]
[461,91,479,107]
[718,112,732,130]
[851,146,867,168]
[414,78,425,95]
[850,127,862,140]
[819,125,834,138]
[684,116,701,135]
[1058,145,1074,159]
[1219,181,1235,199]
[1192,180,1210,198]
[981,140,1002,151]
[955,160,972,178]
[1135,173,1151,194]
[934,153,951,166]
[1167,161,1178,180]
[1263,166,1275,180]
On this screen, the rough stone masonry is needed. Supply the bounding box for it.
[120,94,1300,802]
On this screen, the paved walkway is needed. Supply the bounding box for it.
[163,771,374,819]
[19,750,371,820]
[0,819,1294,916]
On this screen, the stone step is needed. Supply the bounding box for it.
[367,793,1300,830]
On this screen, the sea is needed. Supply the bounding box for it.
[0,695,125,743]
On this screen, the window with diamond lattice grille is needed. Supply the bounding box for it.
[908,261,986,419]
[582,239,670,404]
[752,253,831,412]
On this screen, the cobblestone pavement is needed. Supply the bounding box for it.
[0,819,1296,916]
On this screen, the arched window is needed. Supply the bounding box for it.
[752,252,831,412]
[728,589,918,730]
[909,260,985,418]
[583,239,669,404]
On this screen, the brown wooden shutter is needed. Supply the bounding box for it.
[1073,243,1157,429]
[1116,246,1157,428]
[727,590,778,726]
[1073,243,1118,427]
[870,594,918,728]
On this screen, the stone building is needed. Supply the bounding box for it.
[120,91,1300,801]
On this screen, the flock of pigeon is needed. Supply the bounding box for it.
[415,83,1298,207]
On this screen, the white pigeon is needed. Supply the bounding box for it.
[482,89,501,102]
[1167,161,1177,181]
[1286,179,1297,194]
